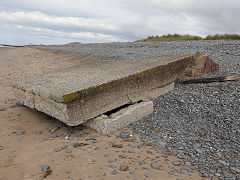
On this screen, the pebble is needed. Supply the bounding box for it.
[16,113,21,116]
[66,148,72,153]
[229,167,240,173]
[0,146,3,150]
[142,167,150,170]
[16,130,24,136]
[119,165,128,171]
[194,148,203,154]
[61,145,68,150]
[56,132,63,137]
[92,140,98,143]
[53,147,61,152]
[218,160,227,166]
[128,150,135,153]
[145,173,152,178]
[40,165,49,172]
[104,154,109,158]
[119,155,127,159]
[0,107,6,111]
[108,165,116,169]
[35,131,42,135]
[49,126,59,133]
[150,163,158,169]
[111,170,118,175]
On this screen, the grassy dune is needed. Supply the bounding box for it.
[136,34,240,42]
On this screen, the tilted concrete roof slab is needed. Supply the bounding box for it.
[14,49,193,126]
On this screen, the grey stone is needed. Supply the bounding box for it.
[56,132,63,137]
[61,145,68,150]
[104,154,109,158]
[145,173,152,178]
[128,150,135,153]
[119,155,127,159]
[229,167,240,173]
[16,130,24,136]
[66,148,72,153]
[41,165,49,172]
[142,167,150,170]
[111,170,118,175]
[119,165,128,171]
[151,163,158,169]
[0,146,3,150]
[49,126,60,133]
[92,139,98,143]
[218,160,227,166]
[0,107,6,111]
[53,147,61,152]
[66,170,71,174]
[138,160,143,165]
[108,165,116,169]
[194,148,203,154]
[35,131,42,135]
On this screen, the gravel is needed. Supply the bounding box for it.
[40,40,240,179]
[38,40,240,76]
[128,40,240,179]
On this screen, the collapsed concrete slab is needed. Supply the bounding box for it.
[85,101,154,135]
[14,53,193,126]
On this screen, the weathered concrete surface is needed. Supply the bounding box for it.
[85,101,153,135]
[14,52,193,126]
[178,51,220,80]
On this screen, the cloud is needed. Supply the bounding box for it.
[0,0,239,45]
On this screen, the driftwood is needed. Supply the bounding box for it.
[178,75,240,84]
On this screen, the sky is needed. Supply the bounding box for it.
[0,0,239,45]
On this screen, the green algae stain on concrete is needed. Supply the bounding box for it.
[64,92,79,103]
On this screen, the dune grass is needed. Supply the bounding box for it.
[136,33,240,42]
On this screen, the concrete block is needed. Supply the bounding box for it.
[85,101,153,135]
[13,51,193,126]
[145,82,174,101]
[178,51,220,80]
